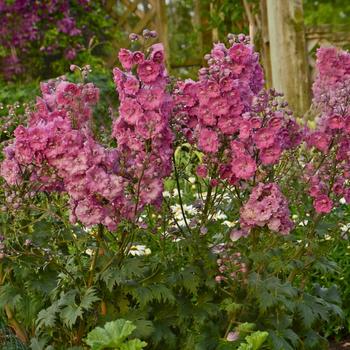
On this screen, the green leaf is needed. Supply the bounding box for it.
[36,301,60,330]
[245,331,269,350]
[60,304,83,328]
[120,339,147,350]
[0,284,22,308]
[269,331,294,350]
[220,299,242,316]
[58,290,77,308]
[236,323,256,334]
[85,319,138,350]
[80,287,100,310]
[30,337,48,350]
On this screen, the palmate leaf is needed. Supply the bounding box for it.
[85,319,146,350]
[59,287,99,328]
[60,304,83,328]
[36,287,100,331]
[240,331,269,350]
[296,302,315,328]
[179,267,201,294]
[130,284,175,307]
[80,287,100,311]
[120,339,147,350]
[100,268,121,292]
[99,258,147,291]
[36,301,60,330]
[269,331,294,350]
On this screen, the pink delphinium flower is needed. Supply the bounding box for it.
[198,128,219,153]
[196,164,208,178]
[113,42,174,211]
[314,195,333,214]
[137,60,161,83]
[240,182,293,235]
[118,48,133,70]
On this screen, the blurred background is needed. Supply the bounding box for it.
[0,0,349,116]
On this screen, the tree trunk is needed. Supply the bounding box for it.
[266,0,310,117]
[259,0,272,88]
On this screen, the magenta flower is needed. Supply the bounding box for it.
[308,131,331,153]
[260,145,282,165]
[327,114,345,129]
[240,183,293,235]
[198,128,219,153]
[196,164,208,178]
[119,98,143,125]
[314,195,333,214]
[133,51,145,65]
[137,60,161,83]
[118,48,133,70]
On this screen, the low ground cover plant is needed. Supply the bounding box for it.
[0,31,349,349]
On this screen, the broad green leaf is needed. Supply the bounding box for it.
[85,319,138,350]
[245,331,269,350]
[120,339,147,350]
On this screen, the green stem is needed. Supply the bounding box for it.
[172,154,192,233]
[87,224,103,287]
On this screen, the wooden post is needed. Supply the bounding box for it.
[154,0,170,70]
[259,0,272,88]
[266,0,310,116]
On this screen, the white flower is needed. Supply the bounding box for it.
[85,248,94,256]
[129,245,151,256]
[163,191,171,198]
[212,211,227,220]
[183,204,198,215]
[188,177,196,184]
[299,220,308,227]
[82,226,94,235]
[340,197,346,205]
[340,223,350,232]
[170,204,198,225]
[222,220,236,227]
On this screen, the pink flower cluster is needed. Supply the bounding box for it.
[174,35,264,153]
[174,36,301,185]
[312,47,350,116]
[239,182,293,235]
[1,79,129,230]
[305,47,350,213]
[112,43,173,209]
[1,41,175,229]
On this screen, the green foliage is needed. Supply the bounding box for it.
[304,0,350,25]
[237,331,269,350]
[0,2,349,348]
[85,319,147,350]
